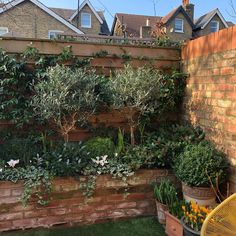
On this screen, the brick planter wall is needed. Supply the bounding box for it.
[0,169,175,232]
[182,26,236,193]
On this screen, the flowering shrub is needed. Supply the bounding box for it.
[182,201,212,232]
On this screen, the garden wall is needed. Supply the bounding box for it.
[0,169,175,232]
[182,26,236,193]
[0,37,180,140]
[0,37,180,75]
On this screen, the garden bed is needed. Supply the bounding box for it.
[0,169,176,232]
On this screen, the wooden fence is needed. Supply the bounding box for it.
[0,37,181,140]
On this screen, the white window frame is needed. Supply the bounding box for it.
[0,27,9,36]
[81,12,92,28]
[48,30,64,39]
[174,18,184,33]
[210,21,219,33]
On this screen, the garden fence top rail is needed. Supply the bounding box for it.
[57,34,180,48]
[0,37,181,62]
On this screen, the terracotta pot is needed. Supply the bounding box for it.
[155,200,168,225]
[181,218,200,236]
[165,211,183,236]
[182,183,215,206]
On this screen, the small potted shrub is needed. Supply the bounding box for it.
[165,201,188,236]
[181,201,211,236]
[154,179,178,224]
[174,141,229,206]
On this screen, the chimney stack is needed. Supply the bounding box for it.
[140,19,152,38]
[183,0,189,6]
[182,0,194,22]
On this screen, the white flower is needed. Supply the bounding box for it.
[115,153,118,157]
[0,168,3,173]
[92,155,108,166]
[92,157,100,165]
[7,159,19,168]
[100,155,108,166]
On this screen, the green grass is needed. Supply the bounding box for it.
[3,217,165,236]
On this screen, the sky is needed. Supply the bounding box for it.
[39,0,236,29]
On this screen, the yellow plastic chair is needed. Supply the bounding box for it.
[201,193,236,236]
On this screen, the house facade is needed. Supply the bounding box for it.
[111,0,233,40]
[0,0,110,39]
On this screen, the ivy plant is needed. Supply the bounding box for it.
[0,50,34,127]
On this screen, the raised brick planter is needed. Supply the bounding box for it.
[0,169,175,232]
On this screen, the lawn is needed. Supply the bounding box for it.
[3,217,165,236]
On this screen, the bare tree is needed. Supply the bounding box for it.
[227,0,236,18]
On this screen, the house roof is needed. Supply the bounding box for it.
[162,5,194,27]
[194,8,228,29]
[97,11,110,35]
[161,7,178,24]
[0,0,84,34]
[227,21,235,27]
[69,0,103,24]
[111,13,162,37]
[50,7,110,35]
[111,6,194,37]
[49,7,76,21]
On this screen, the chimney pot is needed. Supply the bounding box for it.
[183,0,194,22]
[183,0,190,6]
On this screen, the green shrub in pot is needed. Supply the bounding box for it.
[154,179,178,224]
[174,141,229,187]
[154,179,178,206]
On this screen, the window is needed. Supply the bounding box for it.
[48,30,64,39]
[210,21,219,33]
[174,18,184,33]
[0,27,9,36]
[81,12,91,28]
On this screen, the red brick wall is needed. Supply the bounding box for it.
[182,26,236,193]
[0,169,176,232]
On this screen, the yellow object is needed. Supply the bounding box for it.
[201,193,236,236]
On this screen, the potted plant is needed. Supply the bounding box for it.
[153,179,178,224]
[165,201,189,236]
[181,201,211,236]
[174,141,229,206]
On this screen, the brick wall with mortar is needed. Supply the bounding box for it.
[0,1,76,39]
[0,169,176,232]
[182,26,236,193]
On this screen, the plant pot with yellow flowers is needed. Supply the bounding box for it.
[181,201,212,236]
[174,141,229,206]
[165,201,189,236]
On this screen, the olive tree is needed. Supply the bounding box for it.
[111,65,185,145]
[32,65,101,142]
